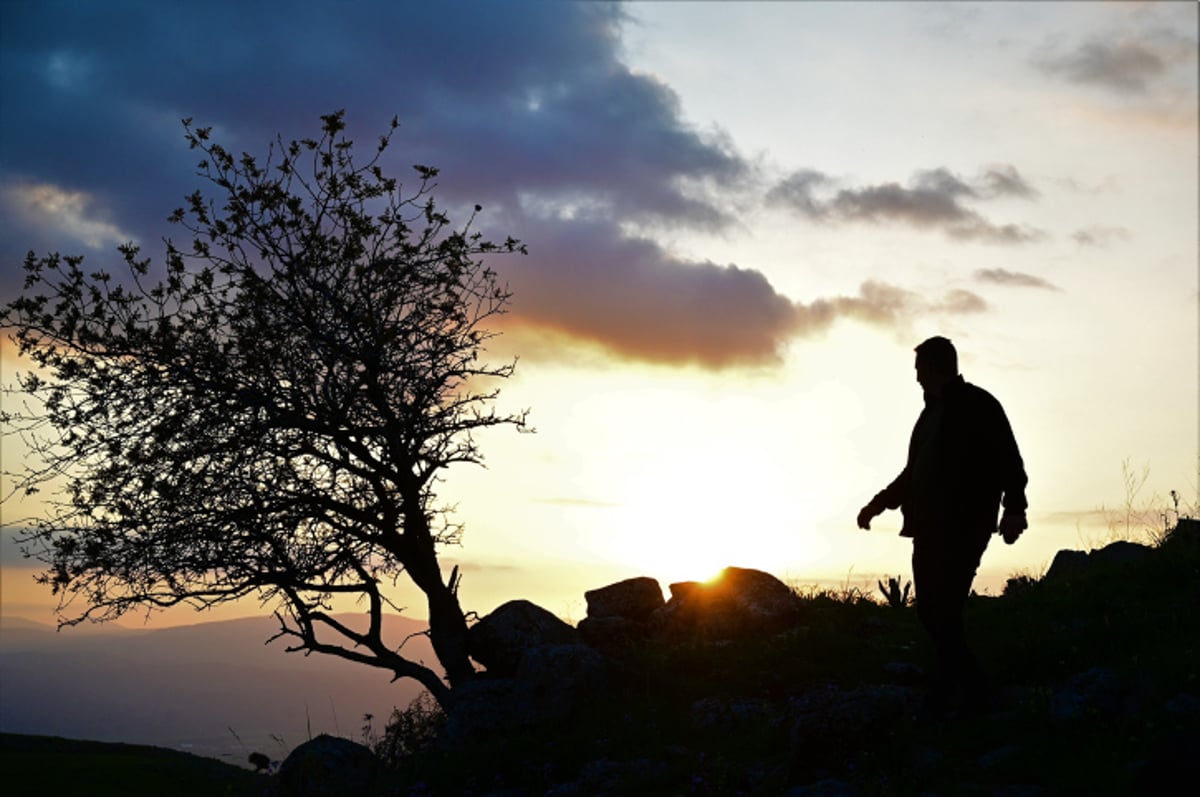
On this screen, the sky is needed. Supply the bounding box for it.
[1,0,1197,627]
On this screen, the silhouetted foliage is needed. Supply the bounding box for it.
[374,691,446,766]
[1,111,527,706]
[876,575,912,608]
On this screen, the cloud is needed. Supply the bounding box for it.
[797,281,987,332]
[499,218,799,368]
[0,2,1004,371]
[498,219,987,368]
[767,166,1044,244]
[1035,38,1166,94]
[0,0,750,250]
[1032,32,1195,95]
[0,0,766,368]
[1072,225,1132,247]
[977,164,1039,199]
[974,268,1063,291]
[2,181,133,250]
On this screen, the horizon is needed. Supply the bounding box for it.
[1,1,1197,636]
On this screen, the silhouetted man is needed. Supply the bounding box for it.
[857,336,1027,720]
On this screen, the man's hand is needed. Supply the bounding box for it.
[999,511,1027,544]
[857,501,883,530]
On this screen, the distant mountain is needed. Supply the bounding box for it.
[0,613,432,765]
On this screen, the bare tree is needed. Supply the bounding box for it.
[1,111,528,707]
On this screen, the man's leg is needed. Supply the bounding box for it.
[912,532,990,718]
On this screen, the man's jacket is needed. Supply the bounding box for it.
[872,375,1027,539]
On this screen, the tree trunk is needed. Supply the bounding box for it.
[401,511,475,695]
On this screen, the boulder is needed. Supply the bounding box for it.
[469,599,580,676]
[1090,539,1152,567]
[277,734,379,797]
[576,614,647,649]
[1045,540,1153,583]
[584,576,665,620]
[1043,549,1089,582]
[654,567,805,640]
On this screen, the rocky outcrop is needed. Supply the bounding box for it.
[578,567,806,647]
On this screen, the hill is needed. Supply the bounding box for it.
[0,613,430,763]
[0,733,263,797]
[2,525,1197,795]
[387,524,1200,795]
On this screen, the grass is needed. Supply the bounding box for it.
[5,526,1197,795]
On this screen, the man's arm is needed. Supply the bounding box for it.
[858,468,908,529]
[993,399,1028,543]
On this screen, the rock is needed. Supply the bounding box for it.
[668,580,703,601]
[469,599,580,676]
[654,567,805,640]
[1044,540,1153,583]
[1166,691,1200,717]
[517,642,610,721]
[1043,549,1089,582]
[1050,667,1122,723]
[577,614,647,649]
[785,777,861,796]
[1131,727,1200,793]
[446,640,607,744]
[584,576,665,620]
[277,734,379,797]
[789,684,916,759]
[690,696,783,734]
[1090,539,1152,567]
[547,756,671,795]
[882,661,924,685]
[977,743,1022,769]
[1167,517,1200,543]
[440,677,539,745]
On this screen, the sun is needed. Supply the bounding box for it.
[596,442,836,589]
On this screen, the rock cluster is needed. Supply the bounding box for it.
[444,567,806,743]
[575,566,806,649]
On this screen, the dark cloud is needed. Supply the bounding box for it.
[0,0,763,368]
[767,166,1044,244]
[975,269,1063,292]
[498,218,987,368]
[0,2,748,258]
[498,218,799,368]
[1032,32,1197,95]
[1072,225,1132,248]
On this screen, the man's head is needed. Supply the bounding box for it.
[914,336,958,396]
